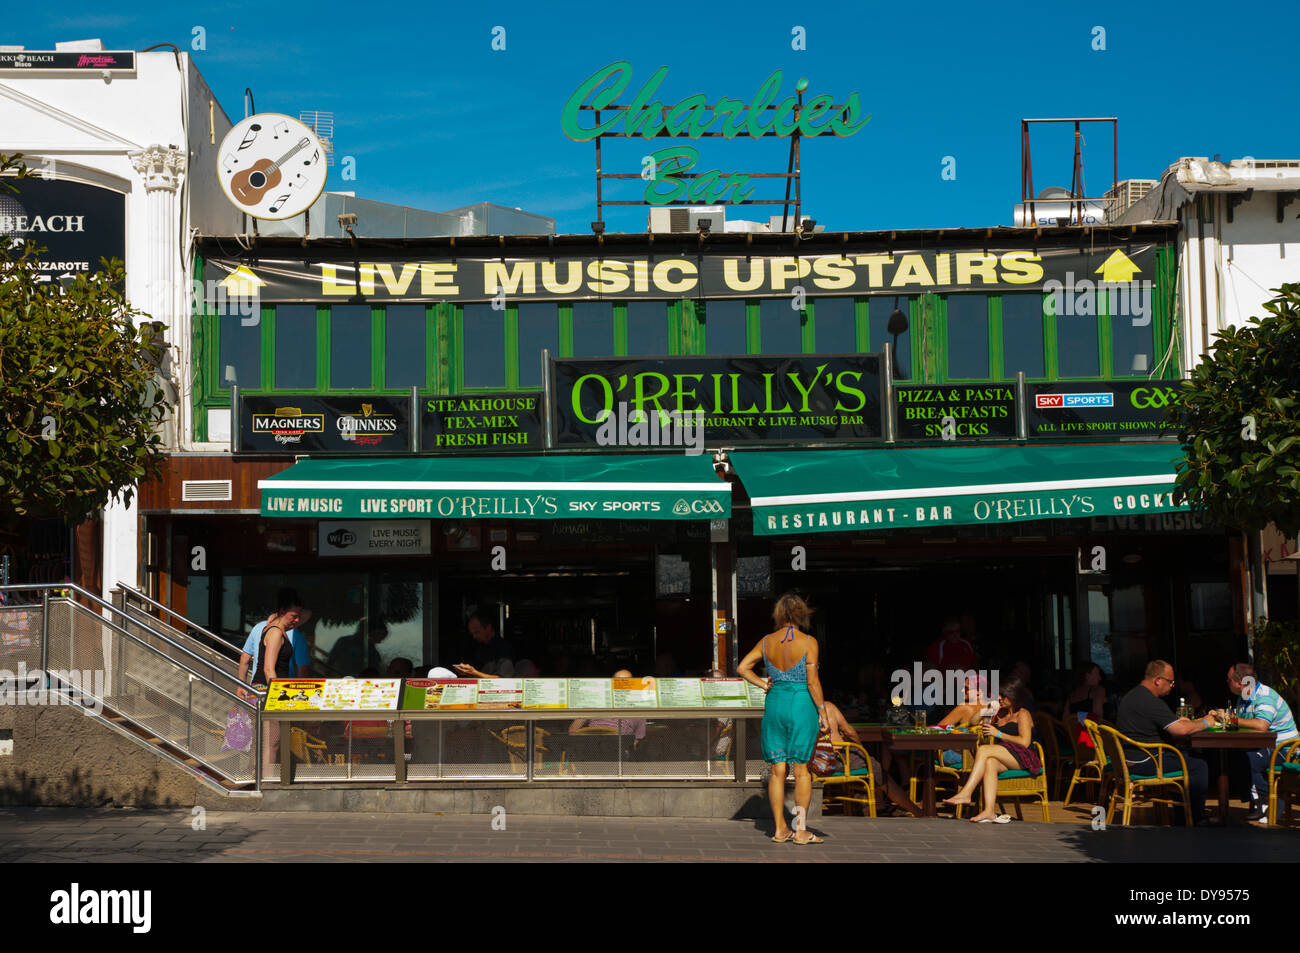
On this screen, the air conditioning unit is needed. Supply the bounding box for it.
[1104,179,1157,218]
[648,206,725,234]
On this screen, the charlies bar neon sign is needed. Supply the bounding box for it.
[561,61,870,205]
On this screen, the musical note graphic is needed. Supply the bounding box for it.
[272,119,290,139]
[236,124,261,151]
[222,152,239,173]
[268,193,292,214]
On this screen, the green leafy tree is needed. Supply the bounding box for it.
[1170,283,1300,538]
[0,154,170,528]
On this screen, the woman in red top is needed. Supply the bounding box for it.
[1063,663,1106,748]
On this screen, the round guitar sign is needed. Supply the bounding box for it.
[217,113,327,220]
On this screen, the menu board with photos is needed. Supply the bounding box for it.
[431,679,480,709]
[656,677,705,708]
[523,679,568,709]
[568,678,614,709]
[264,679,327,711]
[701,678,750,708]
[476,678,524,709]
[611,676,658,708]
[401,678,435,709]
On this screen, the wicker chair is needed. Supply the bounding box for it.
[1064,718,1110,807]
[821,740,878,817]
[986,736,1051,822]
[1269,737,1300,826]
[1032,712,1077,801]
[1094,722,1192,827]
[489,725,551,773]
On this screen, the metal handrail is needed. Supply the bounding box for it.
[114,583,243,654]
[0,583,265,703]
[2,582,263,791]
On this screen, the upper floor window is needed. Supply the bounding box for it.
[275,305,317,389]
[330,304,371,388]
[944,294,989,380]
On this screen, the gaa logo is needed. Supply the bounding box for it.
[327,528,357,548]
[690,499,726,515]
[672,499,692,516]
[1130,386,1177,410]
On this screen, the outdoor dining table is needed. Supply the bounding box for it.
[884,727,980,817]
[1189,728,1276,824]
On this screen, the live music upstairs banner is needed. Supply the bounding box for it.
[201,243,1163,302]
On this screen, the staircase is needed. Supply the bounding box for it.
[0,583,264,797]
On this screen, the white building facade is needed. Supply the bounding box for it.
[0,41,240,599]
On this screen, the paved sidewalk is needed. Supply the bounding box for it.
[0,808,1296,862]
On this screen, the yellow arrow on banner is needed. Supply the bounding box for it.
[218,265,266,296]
[1095,249,1142,282]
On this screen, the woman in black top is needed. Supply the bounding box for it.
[256,606,301,773]
[942,677,1041,822]
[255,611,297,685]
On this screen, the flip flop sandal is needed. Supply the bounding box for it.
[993,814,1012,824]
[793,834,825,845]
[771,831,794,843]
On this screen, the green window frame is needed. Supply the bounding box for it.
[209,303,439,397]
[864,295,919,381]
[997,292,1048,382]
[939,293,993,382]
[455,300,680,392]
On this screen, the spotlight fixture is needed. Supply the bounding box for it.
[887,307,910,379]
[697,218,712,236]
[338,212,358,241]
[591,221,605,235]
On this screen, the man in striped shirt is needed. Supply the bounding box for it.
[1221,663,1297,821]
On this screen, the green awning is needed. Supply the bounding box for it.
[735,444,1188,535]
[259,454,730,520]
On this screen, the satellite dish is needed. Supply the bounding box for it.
[217,113,327,221]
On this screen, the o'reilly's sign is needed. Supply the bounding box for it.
[240,396,409,452]
[550,354,884,448]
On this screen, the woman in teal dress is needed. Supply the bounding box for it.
[738,593,829,845]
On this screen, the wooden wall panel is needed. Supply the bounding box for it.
[139,455,295,511]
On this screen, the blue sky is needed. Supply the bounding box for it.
[11,1,1300,233]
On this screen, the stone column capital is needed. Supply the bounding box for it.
[129,145,186,193]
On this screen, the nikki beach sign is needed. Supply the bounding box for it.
[561,61,871,206]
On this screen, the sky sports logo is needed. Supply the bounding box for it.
[1035,392,1114,409]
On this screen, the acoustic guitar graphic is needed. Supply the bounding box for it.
[229,137,311,207]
